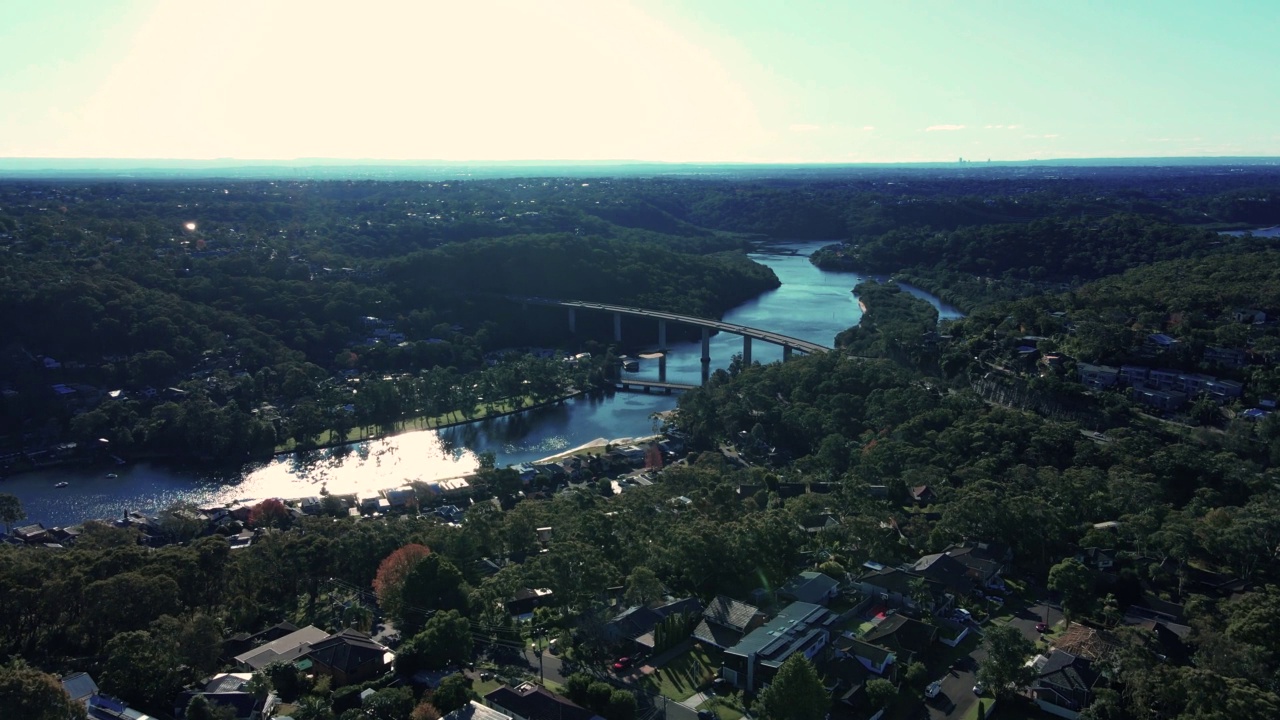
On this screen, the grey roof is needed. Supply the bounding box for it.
[702,595,760,631]
[61,671,99,703]
[836,636,894,667]
[444,701,513,720]
[910,553,975,595]
[726,602,836,669]
[861,614,937,657]
[234,625,329,670]
[1034,651,1100,712]
[780,571,839,604]
[693,618,747,649]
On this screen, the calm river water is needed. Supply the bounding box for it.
[8,241,962,527]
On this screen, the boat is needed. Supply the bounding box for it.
[54,481,68,488]
[105,472,119,479]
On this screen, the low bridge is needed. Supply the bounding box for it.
[613,379,698,394]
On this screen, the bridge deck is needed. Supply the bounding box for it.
[517,297,832,354]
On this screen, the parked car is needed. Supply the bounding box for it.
[612,657,632,671]
[986,595,1005,606]
[954,608,972,622]
[973,682,985,695]
[1035,622,1048,633]
[925,681,942,698]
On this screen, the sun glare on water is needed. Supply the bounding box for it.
[184,222,197,231]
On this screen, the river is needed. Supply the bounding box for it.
[6,241,962,527]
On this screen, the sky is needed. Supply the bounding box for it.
[1,0,1278,163]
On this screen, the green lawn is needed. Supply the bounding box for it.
[697,697,745,720]
[644,646,721,701]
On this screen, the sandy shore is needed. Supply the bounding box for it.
[533,434,662,464]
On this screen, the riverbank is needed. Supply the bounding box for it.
[271,388,588,455]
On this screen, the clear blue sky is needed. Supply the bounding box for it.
[2,0,1277,162]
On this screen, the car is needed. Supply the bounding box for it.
[480,671,493,681]
[925,681,942,698]
[1035,622,1048,633]
[954,608,972,622]
[986,595,1005,606]
[973,682,985,695]
[612,657,632,671]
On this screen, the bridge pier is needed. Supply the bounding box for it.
[658,354,666,382]
[658,319,666,350]
[701,328,711,384]
[568,308,576,334]
[614,312,622,343]
[783,345,794,361]
[743,336,752,366]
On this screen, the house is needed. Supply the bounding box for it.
[1031,650,1101,719]
[1131,386,1187,411]
[941,542,1009,589]
[222,622,301,662]
[909,485,937,506]
[444,700,513,720]
[1076,547,1115,571]
[854,567,950,613]
[722,601,837,692]
[860,613,937,665]
[779,571,840,606]
[233,625,330,671]
[799,512,841,534]
[693,595,766,649]
[484,683,603,720]
[823,656,883,720]
[1147,333,1180,350]
[1077,363,1119,390]
[87,694,162,720]
[1233,308,1266,324]
[833,636,895,675]
[13,523,50,544]
[603,597,703,651]
[61,671,99,706]
[506,587,554,618]
[175,673,271,720]
[909,553,977,599]
[304,628,393,687]
[1204,346,1248,369]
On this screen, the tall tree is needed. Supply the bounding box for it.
[0,660,87,720]
[755,655,828,720]
[0,493,24,534]
[1048,558,1097,619]
[978,625,1036,698]
[372,544,433,622]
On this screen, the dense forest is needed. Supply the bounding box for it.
[5,166,1280,720]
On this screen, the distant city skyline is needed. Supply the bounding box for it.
[2,0,1278,163]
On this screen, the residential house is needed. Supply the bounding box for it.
[222,622,301,662]
[860,613,938,666]
[779,571,840,606]
[854,567,950,613]
[87,694,161,720]
[833,636,895,675]
[941,542,1009,589]
[61,671,99,706]
[13,523,50,544]
[444,701,513,720]
[1204,346,1248,369]
[693,595,766,649]
[1030,650,1101,719]
[304,628,393,687]
[174,673,271,720]
[909,553,977,599]
[909,485,937,506]
[1075,548,1115,571]
[823,656,883,720]
[233,625,329,671]
[722,601,837,692]
[506,587,554,618]
[798,512,841,534]
[1078,363,1119,390]
[603,597,703,652]
[484,683,603,720]
[1233,308,1267,324]
[1131,386,1187,411]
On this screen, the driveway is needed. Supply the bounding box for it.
[924,650,983,720]
[1006,602,1063,644]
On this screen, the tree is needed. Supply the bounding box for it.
[411,701,443,720]
[264,660,308,702]
[865,677,897,710]
[248,498,292,529]
[399,553,470,632]
[101,630,186,712]
[397,610,473,674]
[294,695,335,720]
[186,695,237,720]
[363,687,415,720]
[430,673,474,714]
[373,543,433,621]
[1048,558,1097,619]
[978,625,1036,698]
[0,493,24,534]
[0,660,87,720]
[606,689,637,720]
[755,654,828,720]
[623,566,664,607]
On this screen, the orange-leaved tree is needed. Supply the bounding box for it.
[373,544,432,621]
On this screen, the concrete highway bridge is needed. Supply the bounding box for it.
[513,296,832,382]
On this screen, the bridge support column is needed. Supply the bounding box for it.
[742,336,752,366]
[568,308,576,334]
[783,345,793,361]
[658,354,667,382]
[614,312,622,343]
[701,328,711,384]
[658,319,666,350]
